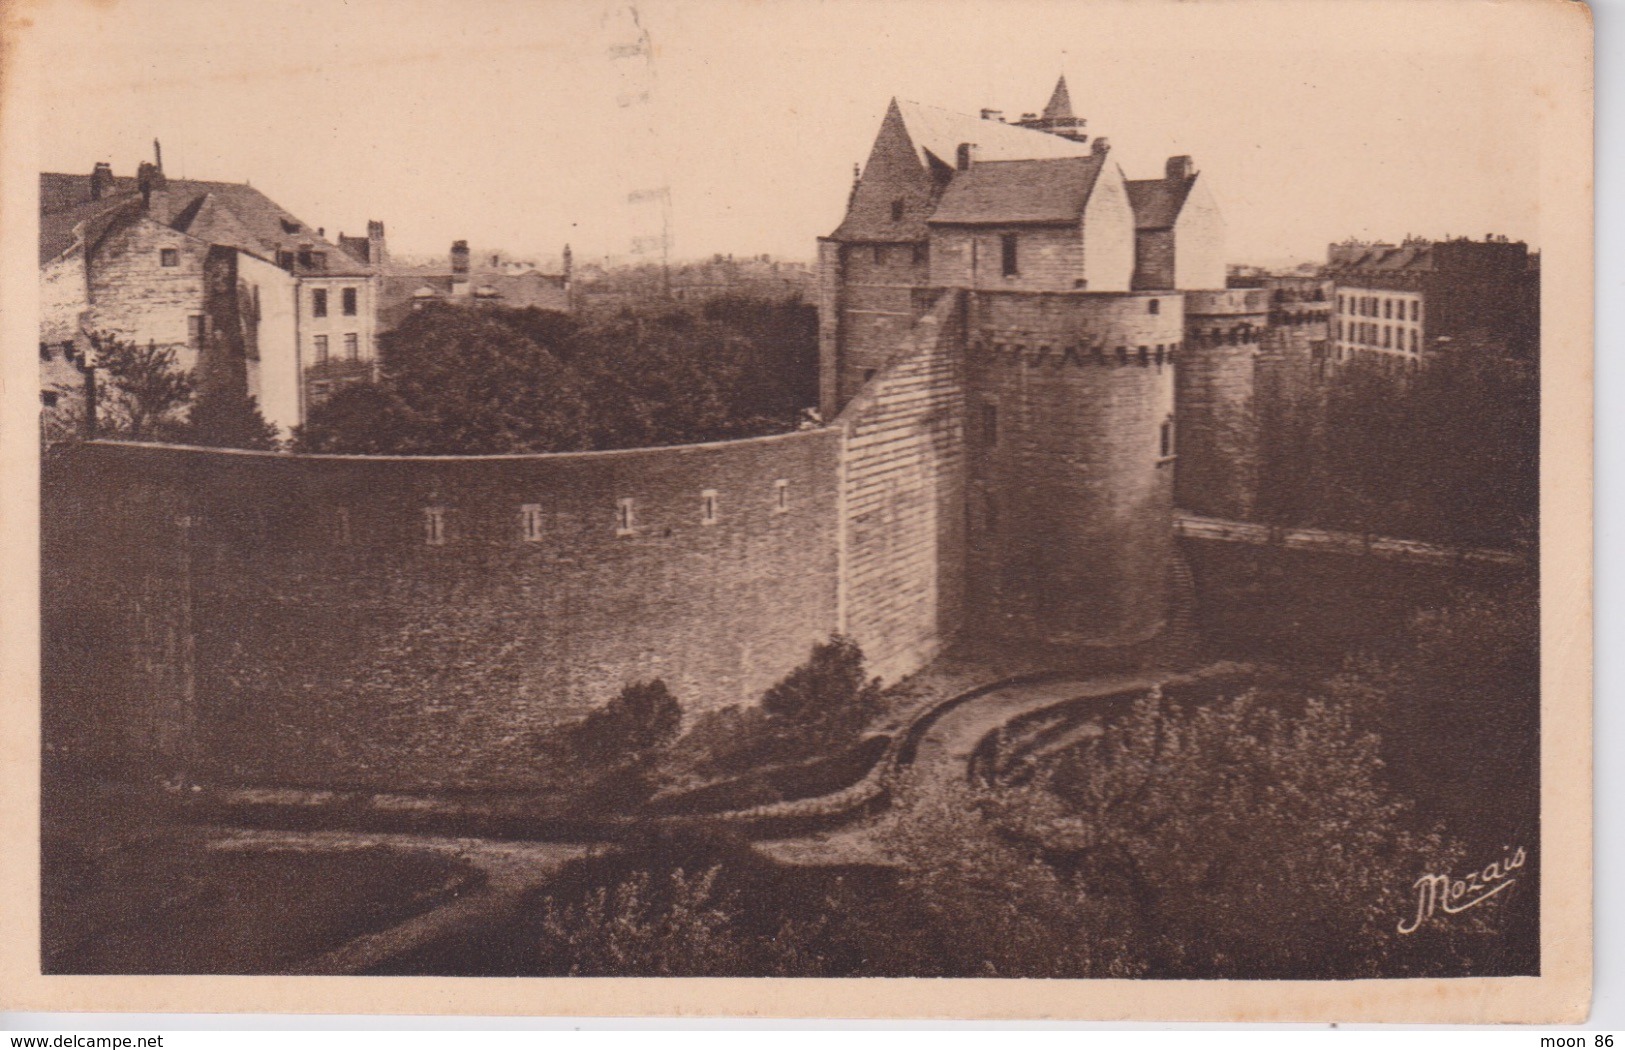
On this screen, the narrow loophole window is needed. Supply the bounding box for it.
[521,503,544,542]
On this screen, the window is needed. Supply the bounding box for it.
[187,314,206,352]
[1148,299,1160,315]
[313,334,329,363]
[276,250,294,269]
[312,289,328,317]
[701,489,718,526]
[1160,418,1176,458]
[160,248,179,267]
[891,199,905,222]
[298,250,313,269]
[1338,294,1345,312]
[1383,326,1391,348]
[1410,329,1419,352]
[41,390,59,408]
[1411,300,1420,321]
[521,503,544,542]
[982,402,998,447]
[1384,299,1392,319]
[616,497,635,536]
[342,287,358,316]
[312,252,327,271]
[1000,233,1019,276]
[774,479,789,514]
[423,507,446,546]
[344,333,359,360]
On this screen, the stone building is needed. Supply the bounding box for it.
[819,79,1265,649]
[1325,235,1538,364]
[39,146,378,434]
[41,83,1357,795]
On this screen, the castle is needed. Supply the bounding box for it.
[818,78,1271,651]
[42,82,1325,793]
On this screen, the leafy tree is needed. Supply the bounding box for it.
[660,636,883,783]
[294,383,424,454]
[569,679,683,760]
[974,688,1500,978]
[761,634,881,738]
[178,388,281,450]
[89,334,193,440]
[1256,340,1537,549]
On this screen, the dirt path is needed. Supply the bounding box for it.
[755,671,1158,867]
[230,670,1161,972]
[206,828,594,975]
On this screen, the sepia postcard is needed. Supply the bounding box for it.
[0,0,1594,1023]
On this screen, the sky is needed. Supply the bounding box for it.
[20,0,1549,268]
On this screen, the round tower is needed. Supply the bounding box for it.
[965,290,1182,649]
[1175,288,1270,520]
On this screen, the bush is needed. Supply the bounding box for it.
[573,679,681,757]
[657,636,884,785]
[761,634,881,739]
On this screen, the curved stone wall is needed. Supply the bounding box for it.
[964,290,1182,646]
[43,432,843,791]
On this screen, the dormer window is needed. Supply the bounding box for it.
[159,248,179,267]
[281,219,300,234]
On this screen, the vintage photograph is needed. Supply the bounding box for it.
[13,0,1588,1010]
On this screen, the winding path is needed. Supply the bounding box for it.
[755,671,1158,867]
[217,669,1165,973]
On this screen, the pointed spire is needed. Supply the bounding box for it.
[1042,76,1073,120]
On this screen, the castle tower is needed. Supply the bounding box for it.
[1177,289,1269,519]
[822,86,1205,651]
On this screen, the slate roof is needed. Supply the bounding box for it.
[927,155,1107,226]
[39,171,368,275]
[39,193,143,265]
[1125,175,1198,231]
[893,99,1094,167]
[1326,244,1435,272]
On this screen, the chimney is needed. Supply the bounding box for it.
[1091,137,1110,155]
[980,108,1004,122]
[956,143,979,171]
[90,162,114,201]
[1166,155,1195,180]
[450,240,470,275]
[136,160,171,223]
[367,220,387,267]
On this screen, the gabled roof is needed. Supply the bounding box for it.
[1126,175,1198,231]
[39,193,141,265]
[893,99,1093,167]
[40,170,369,275]
[927,154,1107,226]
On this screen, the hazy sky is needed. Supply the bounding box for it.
[23,0,1546,267]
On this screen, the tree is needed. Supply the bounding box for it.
[760,634,881,739]
[569,679,683,760]
[179,387,281,450]
[89,334,193,440]
[294,383,424,454]
[975,688,1501,978]
[294,303,595,455]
